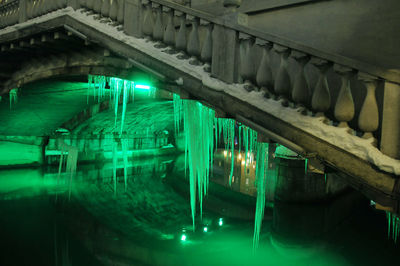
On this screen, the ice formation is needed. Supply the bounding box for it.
[253,142,269,250]
[88,75,135,135]
[386,212,400,242]
[183,100,215,230]
[173,94,183,136]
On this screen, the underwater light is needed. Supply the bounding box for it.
[218,218,223,226]
[181,234,187,241]
[135,84,151,90]
[203,227,208,232]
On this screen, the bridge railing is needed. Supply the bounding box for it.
[1,0,399,159]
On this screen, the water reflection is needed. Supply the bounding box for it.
[0,151,399,265]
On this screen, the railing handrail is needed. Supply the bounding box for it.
[151,0,400,84]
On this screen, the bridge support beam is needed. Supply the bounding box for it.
[380,81,400,159]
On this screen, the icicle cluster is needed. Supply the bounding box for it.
[88,75,135,135]
[386,211,400,242]
[173,94,184,135]
[183,100,215,230]
[174,95,273,249]
[253,142,269,250]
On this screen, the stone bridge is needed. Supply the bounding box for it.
[1,0,400,212]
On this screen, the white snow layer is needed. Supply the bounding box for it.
[1,7,400,176]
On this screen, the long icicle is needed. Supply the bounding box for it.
[183,100,215,230]
[253,142,268,251]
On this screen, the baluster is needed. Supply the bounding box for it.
[32,0,39,18]
[52,0,59,10]
[175,10,187,58]
[162,6,175,53]
[273,44,291,103]
[186,15,200,65]
[141,0,154,39]
[26,0,32,19]
[239,33,255,91]
[200,19,213,72]
[152,3,164,45]
[333,64,355,129]
[86,0,94,10]
[110,0,118,21]
[291,50,310,107]
[101,0,110,17]
[42,0,50,12]
[93,0,102,14]
[358,72,379,143]
[117,0,124,24]
[310,58,331,115]
[255,39,273,97]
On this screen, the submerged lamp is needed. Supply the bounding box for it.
[181,234,187,241]
[218,218,223,226]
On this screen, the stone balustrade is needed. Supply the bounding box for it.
[0,0,19,28]
[0,0,398,159]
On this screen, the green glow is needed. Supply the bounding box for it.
[135,84,151,90]
[386,211,400,242]
[253,142,269,250]
[203,227,208,232]
[219,218,223,226]
[181,234,187,241]
[182,100,215,230]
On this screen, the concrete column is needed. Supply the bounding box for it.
[211,24,239,83]
[123,0,142,38]
[380,81,400,159]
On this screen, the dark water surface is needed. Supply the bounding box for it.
[0,156,399,266]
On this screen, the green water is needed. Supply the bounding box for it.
[0,155,399,266]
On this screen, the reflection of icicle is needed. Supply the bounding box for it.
[253,142,268,250]
[112,140,118,196]
[121,138,129,192]
[66,146,78,201]
[9,88,18,109]
[386,211,400,243]
[56,145,65,202]
[183,100,215,230]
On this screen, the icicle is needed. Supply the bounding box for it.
[120,80,128,135]
[183,100,215,230]
[253,142,268,251]
[229,120,235,186]
[121,137,129,192]
[386,211,400,242]
[173,94,184,135]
